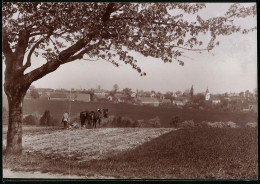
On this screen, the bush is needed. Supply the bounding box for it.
[102,115,162,128]
[40,110,57,126]
[23,115,37,125]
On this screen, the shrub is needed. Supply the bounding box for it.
[178,120,195,128]
[246,122,257,128]
[23,115,37,125]
[40,110,54,126]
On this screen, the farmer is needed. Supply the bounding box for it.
[61,112,69,129]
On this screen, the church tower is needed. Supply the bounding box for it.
[190,85,194,97]
[205,86,210,101]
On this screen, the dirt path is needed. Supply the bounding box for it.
[3,169,115,179]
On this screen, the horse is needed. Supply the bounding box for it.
[80,111,94,127]
[80,109,108,128]
[92,108,109,128]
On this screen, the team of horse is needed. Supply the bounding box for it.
[80,108,108,128]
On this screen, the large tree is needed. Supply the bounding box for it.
[2,2,256,154]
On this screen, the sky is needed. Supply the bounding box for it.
[2,3,257,94]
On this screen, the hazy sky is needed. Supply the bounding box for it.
[2,3,257,94]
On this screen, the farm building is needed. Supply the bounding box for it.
[37,88,54,95]
[39,92,50,100]
[114,93,128,102]
[139,97,160,107]
[175,96,189,104]
[160,99,172,104]
[150,93,156,98]
[212,97,221,105]
[159,95,165,100]
[172,100,185,106]
[94,89,108,100]
[94,89,107,96]
[107,95,113,101]
[49,93,68,101]
[75,93,91,102]
[172,93,178,98]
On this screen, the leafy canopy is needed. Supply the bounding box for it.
[2,3,256,78]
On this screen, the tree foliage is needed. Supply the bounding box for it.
[113,84,119,93]
[2,3,256,79]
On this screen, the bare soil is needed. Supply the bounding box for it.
[3,126,176,178]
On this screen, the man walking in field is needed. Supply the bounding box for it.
[61,112,69,129]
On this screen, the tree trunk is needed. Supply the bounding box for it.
[4,75,29,155]
[6,98,23,154]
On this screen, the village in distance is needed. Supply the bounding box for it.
[18,84,258,113]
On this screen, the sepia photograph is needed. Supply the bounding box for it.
[2,1,258,181]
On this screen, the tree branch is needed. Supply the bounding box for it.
[14,29,31,64]
[22,32,52,72]
[64,43,100,63]
[24,59,61,84]
[169,45,210,52]
[3,28,14,61]
[102,3,116,22]
[58,32,95,61]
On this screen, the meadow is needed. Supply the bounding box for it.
[20,99,257,127]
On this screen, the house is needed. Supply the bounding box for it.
[172,100,184,106]
[49,93,68,101]
[114,93,128,102]
[159,95,165,100]
[37,88,54,95]
[212,99,221,104]
[160,99,171,104]
[39,92,50,100]
[75,93,91,102]
[107,95,113,101]
[94,89,107,99]
[139,97,160,107]
[172,93,178,98]
[136,91,146,98]
[183,89,190,96]
[211,97,221,105]
[230,96,244,102]
[175,96,189,104]
[150,93,156,98]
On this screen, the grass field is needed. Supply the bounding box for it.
[19,99,258,127]
[3,125,257,179]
